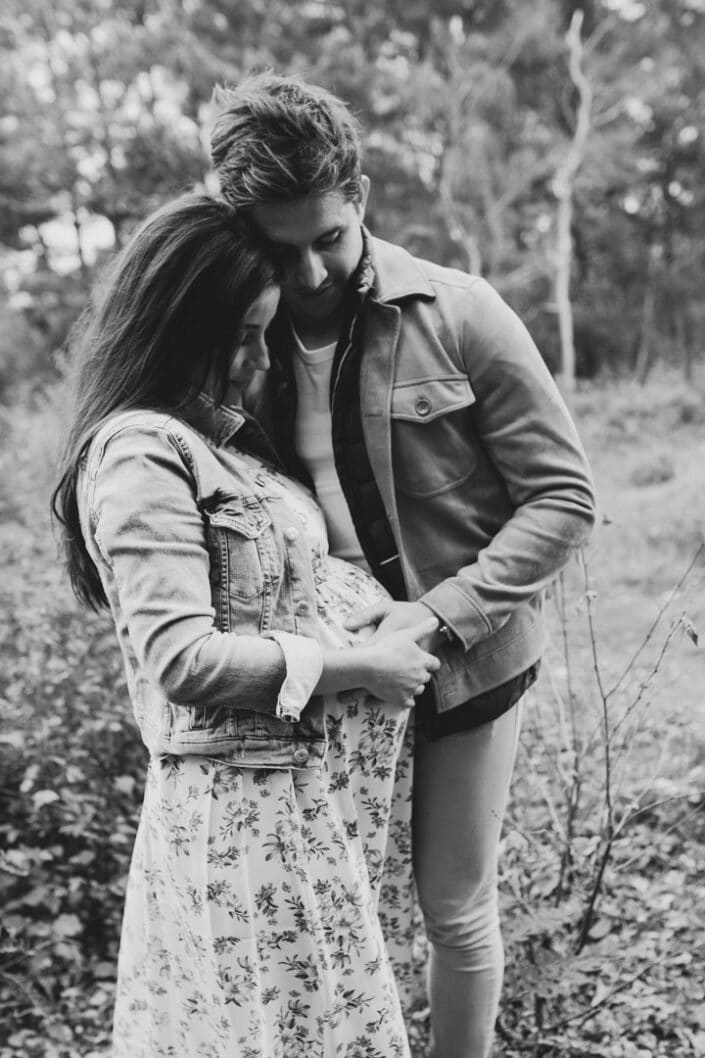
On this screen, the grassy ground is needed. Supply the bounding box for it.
[572,371,705,708]
[494,370,705,1058]
[403,370,705,1058]
[542,370,705,801]
[1,368,703,1057]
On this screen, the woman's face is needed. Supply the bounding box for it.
[227,286,280,398]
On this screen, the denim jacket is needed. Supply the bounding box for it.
[77,398,326,766]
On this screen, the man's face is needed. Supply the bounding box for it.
[250,177,369,332]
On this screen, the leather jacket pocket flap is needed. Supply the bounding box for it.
[206,500,272,539]
[391,375,476,423]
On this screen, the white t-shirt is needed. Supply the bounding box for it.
[291,329,367,567]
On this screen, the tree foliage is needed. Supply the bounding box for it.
[0,0,704,391]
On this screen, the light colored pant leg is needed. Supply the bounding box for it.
[412,703,521,1058]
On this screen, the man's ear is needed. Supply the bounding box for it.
[356,174,371,219]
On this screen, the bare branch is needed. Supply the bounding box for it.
[584,11,620,55]
[546,958,654,1032]
[606,542,704,700]
[575,548,614,952]
[609,617,682,743]
[614,794,705,869]
[496,955,655,1049]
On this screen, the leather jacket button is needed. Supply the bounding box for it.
[293,747,309,764]
[415,397,432,417]
[285,527,299,542]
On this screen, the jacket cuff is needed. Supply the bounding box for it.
[420,581,492,653]
[261,631,324,722]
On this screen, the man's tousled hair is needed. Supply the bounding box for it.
[210,70,363,208]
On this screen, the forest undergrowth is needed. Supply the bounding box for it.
[1,370,703,1058]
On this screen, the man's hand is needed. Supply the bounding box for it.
[345,600,443,653]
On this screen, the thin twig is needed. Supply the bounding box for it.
[609,621,684,809]
[575,837,614,954]
[613,794,705,871]
[0,968,51,1011]
[497,956,657,1051]
[545,958,655,1032]
[609,616,684,742]
[606,542,704,700]
[575,549,614,953]
[553,571,584,903]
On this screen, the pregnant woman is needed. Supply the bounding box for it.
[52,192,439,1058]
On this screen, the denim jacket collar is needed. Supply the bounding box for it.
[181,393,284,467]
[182,393,246,447]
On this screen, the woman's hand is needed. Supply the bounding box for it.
[357,616,442,708]
[345,600,445,653]
[315,616,441,705]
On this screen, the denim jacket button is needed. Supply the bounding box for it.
[295,602,309,616]
[415,397,432,417]
[285,527,299,542]
[293,747,309,764]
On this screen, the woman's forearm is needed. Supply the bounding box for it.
[313,645,374,695]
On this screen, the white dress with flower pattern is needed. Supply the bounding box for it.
[112,453,415,1058]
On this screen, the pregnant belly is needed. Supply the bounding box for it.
[315,555,391,648]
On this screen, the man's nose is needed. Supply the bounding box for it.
[293,249,327,290]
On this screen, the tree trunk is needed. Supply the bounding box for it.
[554,179,576,394]
[71,208,89,282]
[635,273,655,385]
[676,312,692,384]
[553,10,593,398]
[438,149,484,275]
[635,241,660,385]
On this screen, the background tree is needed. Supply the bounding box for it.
[0,0,703,388]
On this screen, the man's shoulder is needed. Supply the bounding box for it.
[370,235,485,302]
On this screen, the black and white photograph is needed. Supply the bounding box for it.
[1,2,704,1056]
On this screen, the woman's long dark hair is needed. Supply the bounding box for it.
[51,192,276,610]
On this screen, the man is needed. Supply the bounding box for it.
[210,71,595,1058]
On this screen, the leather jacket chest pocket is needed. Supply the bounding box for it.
[391,375,477,497]
[204,496,281,602]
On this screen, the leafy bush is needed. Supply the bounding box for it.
[493,552,705,1058]
[0,271,89,402]
[0,391,146,1055]
[1,378,703,1058]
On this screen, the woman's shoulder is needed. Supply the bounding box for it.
[84,408,201,476]
[93,407,181,440]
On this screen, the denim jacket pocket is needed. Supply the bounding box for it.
[203,493,281,606]
[391,375,478,497]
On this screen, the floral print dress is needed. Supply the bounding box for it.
[112,453,415,1058]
